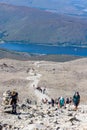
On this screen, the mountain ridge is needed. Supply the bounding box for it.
[0,0,87,17]
[0,3,87,46]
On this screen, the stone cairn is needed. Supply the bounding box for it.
[2,90,12,106]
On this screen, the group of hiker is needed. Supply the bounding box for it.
[2,90,80,114]
[50,91,80,110]
[36,86,46,94]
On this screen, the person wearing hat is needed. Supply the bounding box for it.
[58,96,65,108]
[73,91,80,110]
[10,90,19,114]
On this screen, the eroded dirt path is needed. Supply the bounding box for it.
[26,61,50,102]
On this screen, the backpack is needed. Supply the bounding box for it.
[59,97,65,107]
[10,91,18,104]
[73,94,80,104]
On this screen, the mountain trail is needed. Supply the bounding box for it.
[26,61,50,102]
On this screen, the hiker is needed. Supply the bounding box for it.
[43,87,46,94]
[42,98,48,104]
[36,86,42,93]
[33,84,36,89]
[55,98,59,104]
[66,97,70,104]
[10,90,19,114]
[58,96,65,108]
[73,91,80,110]
[51,98,55,107]
[69,97,72,104]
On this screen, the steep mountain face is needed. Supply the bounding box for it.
[0,3,87,45]
[0,0,87,17]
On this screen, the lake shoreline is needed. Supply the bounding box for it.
[2,41,87,48]
[0,48,82,62]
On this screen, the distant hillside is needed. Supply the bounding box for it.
[0,3,87,46]
[0,0,87,17]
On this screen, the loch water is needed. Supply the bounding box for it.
[0,42,87,56]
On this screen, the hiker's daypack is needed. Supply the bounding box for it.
[59,97,65,107]
[2,90,18,105]
[10,91,18,105]
[73,94,80,104]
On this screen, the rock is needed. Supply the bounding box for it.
[68,113,73,117]
[54,120,59,124]
[0,125,2,130]
[69,117,80,122]
[28,113,35,118]
[56,127,60,130]
[22,124,46,130]
[26,98,32,104]
[17,116,21,120]
[28,120,33,124]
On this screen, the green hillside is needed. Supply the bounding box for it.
[0,3,87,46]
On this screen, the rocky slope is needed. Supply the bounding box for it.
[0,58,87,129]
[0,103,87,130]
